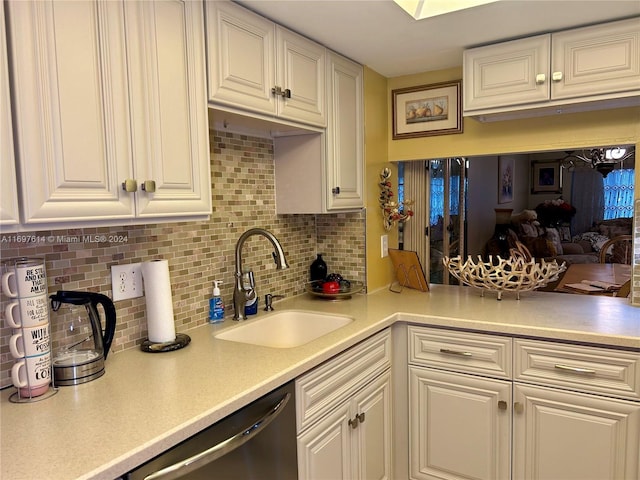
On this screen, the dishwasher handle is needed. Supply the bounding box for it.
[143,392,291,480]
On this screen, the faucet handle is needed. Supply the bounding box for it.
[264,293,285,311]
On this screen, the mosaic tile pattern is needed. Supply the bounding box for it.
[0,130,366,388]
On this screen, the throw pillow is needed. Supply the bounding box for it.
[574,232,610,252]
[520,222,538,237]
[545,227,563,255]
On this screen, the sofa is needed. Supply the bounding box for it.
[508,215,632,265]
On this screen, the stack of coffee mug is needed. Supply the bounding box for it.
[2,257,54,401]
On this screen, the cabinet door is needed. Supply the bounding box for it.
[8,0,134,223]
[298,402,352,480]
[513,383,640,480]
[353,371,392,480]
[206,1,276,115]
[276,27,326,127]
[463,34,551,111]
[124,0,211,217]
[409,367,512,480]
[0,1,19,226]
[551,17,640,100]
[326,52,364,210]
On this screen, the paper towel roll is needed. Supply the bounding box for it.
[141,260,176,343]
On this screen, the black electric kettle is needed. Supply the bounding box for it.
[49,291,116,385]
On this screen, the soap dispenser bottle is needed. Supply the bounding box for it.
[209,281,224,323]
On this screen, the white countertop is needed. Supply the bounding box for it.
[2,285,639,480]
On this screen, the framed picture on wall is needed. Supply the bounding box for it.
[498,157,514,204]
[391,80,463,139]
[531,160,562,194]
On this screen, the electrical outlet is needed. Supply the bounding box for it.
[381,234,388,258]
[111,263,143,301]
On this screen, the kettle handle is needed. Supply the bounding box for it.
[89,293,117,360]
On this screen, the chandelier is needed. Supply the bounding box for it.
[561,146,635,178]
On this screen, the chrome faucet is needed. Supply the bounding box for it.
[233,228,289,320]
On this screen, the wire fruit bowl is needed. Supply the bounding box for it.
[443,255,566,300]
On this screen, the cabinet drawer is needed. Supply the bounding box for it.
[295,328,391,433]
[515,339,640,400]
[408,326,512,379]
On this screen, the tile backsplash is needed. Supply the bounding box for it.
[0,129,366,388]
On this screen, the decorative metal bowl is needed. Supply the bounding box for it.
[443,255,566,300]
[305,280,365,300]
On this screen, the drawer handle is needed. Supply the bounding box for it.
[439,348,472,357]
[554,363,596,375]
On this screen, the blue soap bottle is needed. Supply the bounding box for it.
[209,280,224,323]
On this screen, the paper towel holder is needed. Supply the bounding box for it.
[141,333,191,353]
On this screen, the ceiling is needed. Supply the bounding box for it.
[236,0,640,78]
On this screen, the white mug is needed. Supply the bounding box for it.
[10,323,50,359]
[11,352,51,398]
[5,294,49,328]
[2,258,47,299]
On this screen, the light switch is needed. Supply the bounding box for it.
[381,235,388,258]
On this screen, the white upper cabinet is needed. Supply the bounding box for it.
[0,2,19,227]
[325,52,364,211]
[124,0,211,218]
[463,17,640,120]
[206,0,326,127]
[464,34,551,111]
[6,0,210,227]
[551,19,640,100]
[8,0,135,223]
[274,52,363,213]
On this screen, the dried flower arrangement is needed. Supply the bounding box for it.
[379,168,413,231]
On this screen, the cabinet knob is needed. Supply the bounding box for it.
[514,402,524,414]
[535,73,546,84]
[332,187,340,195]
[498,400,508,410]
[348,417,359,429]
[283,88,291,99]
[357,412,365,423]
[122,179,138,192]
[141,180,156,193]
[552,71,563,82]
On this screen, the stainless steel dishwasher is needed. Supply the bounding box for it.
[125,381,297,480]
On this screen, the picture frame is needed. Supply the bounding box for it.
[392,80,463,139]
[498,157,514,204]
[531,160,562,194]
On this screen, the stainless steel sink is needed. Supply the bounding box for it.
[214,310,353,348]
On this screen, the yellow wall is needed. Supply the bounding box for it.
[365,66,640,291]
[364,67,398,291]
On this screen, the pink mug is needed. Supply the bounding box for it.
[11,352,51,398]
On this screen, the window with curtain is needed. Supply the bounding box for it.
[429,176,461,225]
[603,168,634,219]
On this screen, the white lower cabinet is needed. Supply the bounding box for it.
[409,367,511,480]
[407,326,640,480]
[513,383,640,480]
[296,329,393,479]
[298,371,392,480]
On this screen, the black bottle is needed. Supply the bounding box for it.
[310,254,327,281]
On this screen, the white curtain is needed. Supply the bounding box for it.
[570,167,604,235]
[402,161,429,274]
